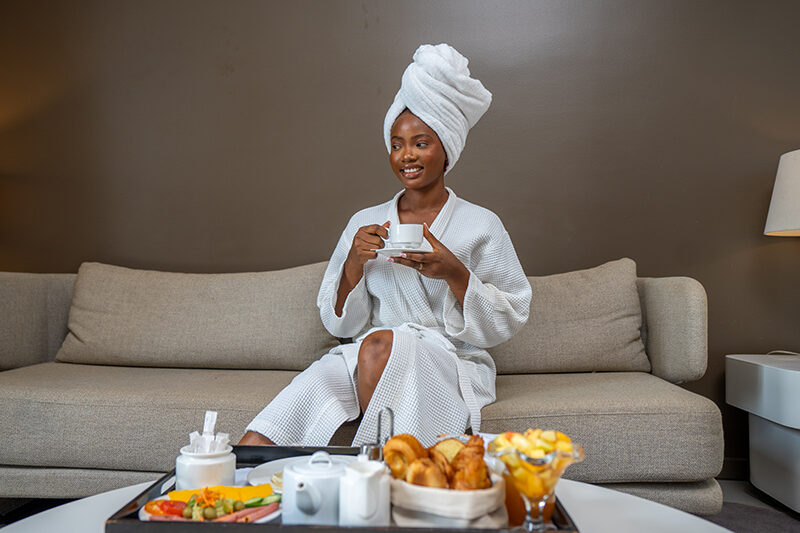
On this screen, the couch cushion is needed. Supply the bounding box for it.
[55,262,339,370]
[0,362,300,472]
[482,372,723,483]
[490,258,650,374]
[597,479,722,516]
[0,364,723,484]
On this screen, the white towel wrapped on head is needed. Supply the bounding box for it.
[383,43,492,175]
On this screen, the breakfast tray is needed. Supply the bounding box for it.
[106,445,579,532]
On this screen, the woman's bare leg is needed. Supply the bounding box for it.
[356,330,393,412]
[238,430,276,446]
[239,333,391,445]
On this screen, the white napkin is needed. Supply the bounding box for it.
[186,410,230,453]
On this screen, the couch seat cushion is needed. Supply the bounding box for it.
[490,258,650,374]
[55,261,339,371]
[483,372,723,483]
[1,365,723,485]
[0,362,299,472]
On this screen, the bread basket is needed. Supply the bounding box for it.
[390,473,507,528]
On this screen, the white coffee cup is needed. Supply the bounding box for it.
[388,224,423,248]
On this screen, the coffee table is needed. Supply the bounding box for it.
[0,479,731,533]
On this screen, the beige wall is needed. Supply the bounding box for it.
[2,0,800,477]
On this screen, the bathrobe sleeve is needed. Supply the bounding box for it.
[442,225,531,349]
[317,221,373,339]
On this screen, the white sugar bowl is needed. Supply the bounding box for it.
[175,445,235,490]
[282,451,348,526]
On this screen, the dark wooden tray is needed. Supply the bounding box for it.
[105,445,579,532]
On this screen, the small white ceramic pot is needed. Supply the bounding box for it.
[175,445,235,490]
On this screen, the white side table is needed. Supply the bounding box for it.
[0,479,731,533]
[726,353,800,512]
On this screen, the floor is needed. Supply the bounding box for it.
[718,479,778,510]
[709,480,800,532]
[0,498,71,527]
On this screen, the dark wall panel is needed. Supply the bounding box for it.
[2,0,800,477]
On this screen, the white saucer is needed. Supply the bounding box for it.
[247,455,357,491]
[373,241,433,256]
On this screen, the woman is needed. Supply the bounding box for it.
[240,44,531,447]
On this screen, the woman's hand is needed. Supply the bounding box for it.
[390,224,470,305]
[345,221,390,271]
[336,221,390,316]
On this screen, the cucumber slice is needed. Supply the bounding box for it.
[243,496,264,508]
[262,494,282,504]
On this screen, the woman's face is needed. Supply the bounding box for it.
[389,110,448,191]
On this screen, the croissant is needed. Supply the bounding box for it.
[383,433,428,479]
[463,435,486,449]
[429,448,454,482]
[405,458,449,488]
[450,441,491,490]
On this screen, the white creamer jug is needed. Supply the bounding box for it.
[339,456,391,527]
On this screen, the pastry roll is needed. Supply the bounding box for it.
[429,448,454,482]
[383,433,429,479]
[451,443,491,490]
[405,458,449,489]
[430,437,465,463]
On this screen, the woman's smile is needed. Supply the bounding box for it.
[400,165,424,178]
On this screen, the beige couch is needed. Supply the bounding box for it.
[0,258,723,515]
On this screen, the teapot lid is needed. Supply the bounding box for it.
[285,451,347,478]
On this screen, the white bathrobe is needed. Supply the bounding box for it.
[246,187,531,447]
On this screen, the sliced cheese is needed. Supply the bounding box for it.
[168,484,273,502]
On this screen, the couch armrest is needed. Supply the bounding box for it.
[0,272,75,370]
[637,277,708,383]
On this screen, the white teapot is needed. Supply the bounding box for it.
[339,456,391,527]
[282,451,348,525]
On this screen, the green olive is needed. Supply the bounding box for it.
[203,506,217,520]
[182,505,192,519]
[234,500,245,512]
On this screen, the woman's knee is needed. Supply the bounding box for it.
[358,330,393,371]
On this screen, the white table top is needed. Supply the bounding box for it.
[555,479,730,532]
[726,353,800,371]
[1,478,731,533]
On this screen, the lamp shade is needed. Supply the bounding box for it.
[764,149,800,236]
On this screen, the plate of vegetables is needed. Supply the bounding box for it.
[139,485,281,523]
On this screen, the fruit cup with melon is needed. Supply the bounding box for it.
[488,429,584,531]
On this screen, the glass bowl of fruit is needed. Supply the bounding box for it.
[487,429,584,532]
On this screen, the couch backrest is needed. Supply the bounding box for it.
[54,261,340,371]
[2,261,708,384]
[0,272,75,370]
[489,258,652,376]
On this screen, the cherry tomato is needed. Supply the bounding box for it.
[144,499,187,516]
